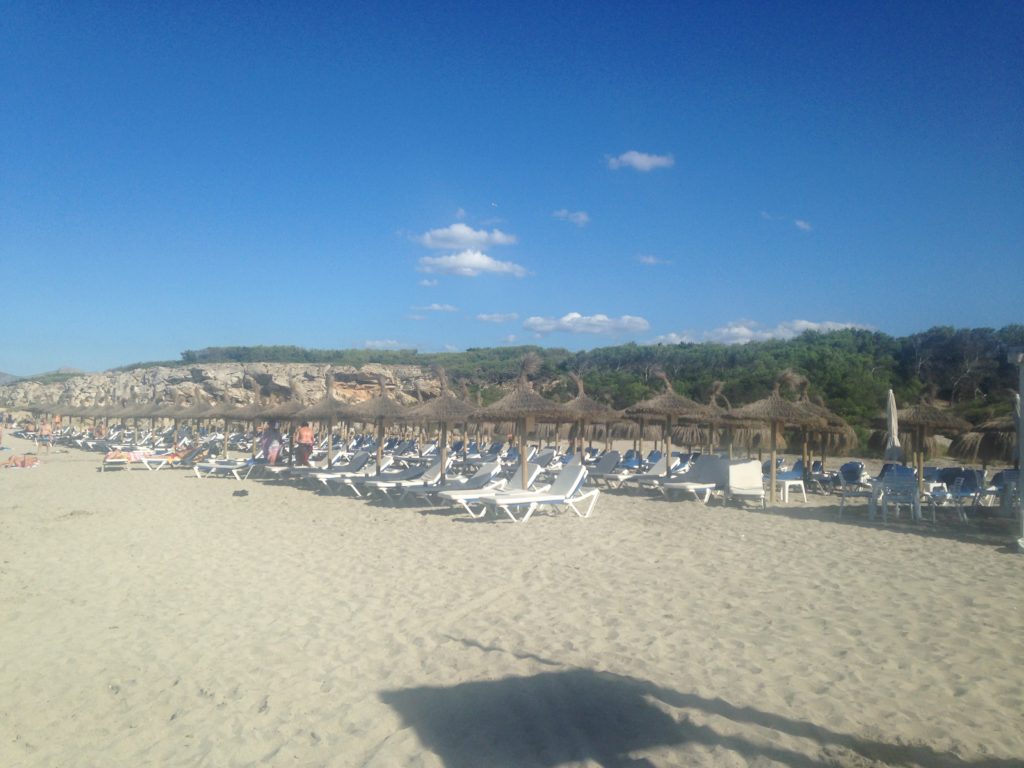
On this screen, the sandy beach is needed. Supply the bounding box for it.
[1,434,1022,767]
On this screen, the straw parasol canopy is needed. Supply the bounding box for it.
[295,371,348,466]
[475,353,572,489]
[730,374,826,503]
[732,425,789,453]
[701,380,733,456]
[625,371,710,477]
[562,372,622,455]
[792,376,858,472]
[898,401,971,489]
[346,375,409,476]
[948,394,1021,467]
[405,367,476,484]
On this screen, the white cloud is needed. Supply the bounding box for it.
[649,332,696,345]
[417,222,517,250]
[365,339,400,349]
[649,319,870,346]
[419,278,439,287]
[523,312,650,336]
[418,249,527,278]
[607,150,674,172]
[477,312,518,323]
[636,254,671,266]
[503,334,518,343]
[415,303,458,312]
[455,207,467,220]
[553,209,590,227]
[759,210,774,220]
[794,219,812,231]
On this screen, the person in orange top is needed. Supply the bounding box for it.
[294,422,315,466]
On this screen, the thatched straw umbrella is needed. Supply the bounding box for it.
[260,384,308,466]
[948,426,1015,468]
[898,403,971,491]
[172,386,220,451]
[948,395,1021,469]
[405,367,476,485]
[345,376,408,477]
[624,371,709,479]
[730,378,826,504]
[195,396,246,459]
[231,398,265,458]
[704,380,732,457]
[731,425,789,458]
[459,382,484,455]
[151,390,188,448]
[475,354,572,490]
[562,372,621,457]
[793,376,857,477]
[296,371,347,467]
[609,420,663,443]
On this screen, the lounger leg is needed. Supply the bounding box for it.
[459,499,488,518]
[516,502,539,523]
[568,490,600,518]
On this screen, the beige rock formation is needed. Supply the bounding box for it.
[0,364,441,410]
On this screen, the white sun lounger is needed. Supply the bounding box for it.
[316,454,394,494]
[193,459,259,481]
[724,459,766,508]
[368,456,452,499]
[660,455,728,503]
[394,460,503,505]
[584,451,623,487]
[482,464,599,523]
[439,462,543,516]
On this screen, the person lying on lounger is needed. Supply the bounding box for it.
[3,454,39,468]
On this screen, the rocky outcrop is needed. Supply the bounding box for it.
[0,364,440,410]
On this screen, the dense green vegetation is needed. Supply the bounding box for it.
[56,325,1024,433]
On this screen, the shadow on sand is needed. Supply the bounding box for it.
[380,664,1019,768]
[632,488,1018,550]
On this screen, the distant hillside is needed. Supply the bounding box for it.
[5,326,1023,435]
[0,372,20,386]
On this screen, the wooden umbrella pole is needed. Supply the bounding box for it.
[665,416,674,478]
[440,422,448,484]
[921,428,929,493]
[770,421,778,504]
[519,416,529,490]
[376,417,385,477]
[327,415,334,468]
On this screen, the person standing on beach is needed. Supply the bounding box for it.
[38,419,53,453]
[295,422,315,466]
[260,422,283,465]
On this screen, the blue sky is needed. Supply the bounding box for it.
[2,1,1022,374]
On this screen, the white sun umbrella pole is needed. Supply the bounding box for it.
[884,389,904,463]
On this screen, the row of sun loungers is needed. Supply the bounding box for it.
[48,422,1014,525]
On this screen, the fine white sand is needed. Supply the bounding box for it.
[1,435,1022,767]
